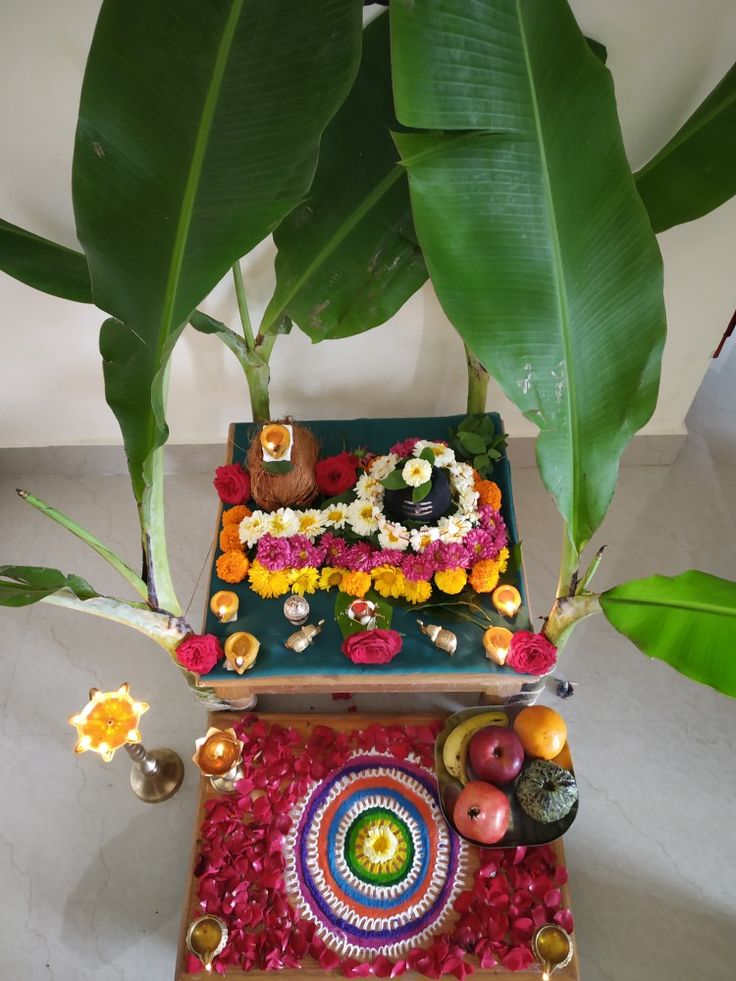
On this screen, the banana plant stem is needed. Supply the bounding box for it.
[556,522,580,599]
[232,261,256,352]
[465,343,490,415]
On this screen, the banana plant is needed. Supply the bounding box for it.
[0,0,365,691]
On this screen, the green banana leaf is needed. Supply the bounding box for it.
[391,0,666,554]
[261,12,427,341]
[600,571,736,697]
[635,63,736,232]
[0,219,92,303]
[0,566,98,607]
[73,0,363,606]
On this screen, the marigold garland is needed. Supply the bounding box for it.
[222,504,252,526]
[338,570,372,598]
[469,547,510,593]
[434,567,468,595]
[476,479,502,510]
[215,549,250,584]
[219,525,244,552]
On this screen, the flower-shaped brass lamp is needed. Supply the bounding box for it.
[68,683,184,803]
[193,726,245,793]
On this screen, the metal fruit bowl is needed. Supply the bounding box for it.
[434,705,579,849]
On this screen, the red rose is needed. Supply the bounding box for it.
[315,452,358,496]
[213,463,251,504]
[176,633,223,675]
[341,628,403,665]
[505,631,557,676]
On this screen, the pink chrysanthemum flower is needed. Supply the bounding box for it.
[255,534,292,571]
[434,541,471,571]
[402,550,437,582]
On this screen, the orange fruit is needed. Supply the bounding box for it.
[551,741,573,771]
[513,706,567,760]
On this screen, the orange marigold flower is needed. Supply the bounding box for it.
[469,548,509,594]
[222,505,252,526]
[216,549,250,584]
[476,480,502,510]
[338,570,372,598]
[219,525,244,552]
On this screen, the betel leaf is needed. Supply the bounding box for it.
[457,431,487,456]
[473,454,491,471]
[411,479,433,503]
[381,469,408,490]
[391,0,665,554]
[600,571,736,698]
[418,447,436,464]
[73,0,363,497]
[0,218,92,303]
[261,11,427,341]
[334,589,393,640]
[0,566,98,608]
[635,62,736,232]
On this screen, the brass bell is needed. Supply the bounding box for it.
[417,619,457,655]
[259,423,291,460]
[285,619,325,653]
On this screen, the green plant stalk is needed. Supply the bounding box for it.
[544,592,602,649]
[141,441,182,614]
[556,521,580,598]
[232,261,256,351]
[16,489,148,601]
[465,342,490,414]
[233,263,274,421]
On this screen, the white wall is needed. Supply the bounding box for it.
[1,0,735,447]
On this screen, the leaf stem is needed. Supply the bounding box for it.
[465,343,490,414]
[556,521,579,598]
[16,489,149,601]
[232,261,256,351]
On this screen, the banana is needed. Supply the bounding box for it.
[442,711,509,784]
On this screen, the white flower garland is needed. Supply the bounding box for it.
[239,439,480,552]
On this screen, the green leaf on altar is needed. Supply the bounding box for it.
[381,469,408,490]
[391,0,665,555]
[262,460,294,475]
[473,454,491,471]
[412,480,432,503]
[334,589,393,639]
[418,447,436,464]
[600,571,736,697]
[0,566,99,607]
[458,431,487,456]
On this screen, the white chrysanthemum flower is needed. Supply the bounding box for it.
[378,521,411,551]
[458,488,480,513]
[239,510,268,547]
[297,508,326,540]
[323,501,349,530]
[355,472,384,503]
[347,499,381,536]
[410,525,440,552]
[450,461,476,484]
[438,514,473,543]
[413,440,454,468]
[268,507,300,538]
[369,453,398,481]
[402,458,432,488]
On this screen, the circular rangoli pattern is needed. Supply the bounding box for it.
[285,754,466,959]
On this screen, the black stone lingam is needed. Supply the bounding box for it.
[383,468,452,524]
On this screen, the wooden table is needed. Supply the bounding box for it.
[175,712,580,980]
[196,417,543,709]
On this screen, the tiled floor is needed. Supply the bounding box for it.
[1,347,734,980]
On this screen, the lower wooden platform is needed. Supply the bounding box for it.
[175,712,579,980]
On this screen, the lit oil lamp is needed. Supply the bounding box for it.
[210,589,239,623]
[259,422,292,460]
[193,726,245,793]
[186,914,228,974]
[532,924,574,978]
[491,583,522,619]
[68,684,184,803]
[482,626,513,665]
[223,631,260,674]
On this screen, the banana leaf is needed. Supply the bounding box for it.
[261,11,427,341]
[0,566,98,607]
[0,219,91,303]
[635,63,736,232]
[600,571,736,697]
[391,0,666,554]
[72,0,363,607]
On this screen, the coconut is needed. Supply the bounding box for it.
[247,420,319,511]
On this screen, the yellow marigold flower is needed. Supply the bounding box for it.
[248,559,290,598]
[469,547,510,594]
[219,525,244,552]
[476,480,502,510]
[319,566,345,591]
[289,567,319,595]
[372,565,407,600]
[216,549,250,584]
[403,579,432,605]
[339,570,372,598]
[434,567,468,595]
[222,505,252,526]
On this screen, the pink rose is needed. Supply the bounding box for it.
[506,630,557,676]
[176,633,223,675]
[213,463,251,504]
[341,629,403,665]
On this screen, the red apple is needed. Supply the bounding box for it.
[468,726,525,784]
[453,781,510,844]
